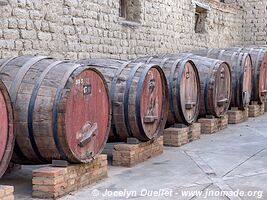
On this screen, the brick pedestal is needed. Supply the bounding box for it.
[112,136,163,167]
[198,114,228,134]
[163,126,189,147]
[0,186,14,200]
[188,123,201,141]
[32,155,108,199]
[227,108,248,124]
[163,123,201,147]
[249,102,265,117]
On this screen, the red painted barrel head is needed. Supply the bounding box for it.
[0,81,14,177]
[0,92,8,162]
[140,67,164,139]
[242,55,252,106]
[215,62,231,116]
[179,61,200,124]
[65,69,110,163]
[259,52,267,103]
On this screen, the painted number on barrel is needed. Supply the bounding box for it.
[76,79,84,85]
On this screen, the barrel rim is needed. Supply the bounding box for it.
[63,65,111,163]
[135,64,169,140]
[176,59,200,124]
[0,80,14,177]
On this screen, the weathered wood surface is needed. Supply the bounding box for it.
[134,56,200,126]
[193,49,253,109]
[0,56,111,164]
[0,80,14,177]
[77,59,169,142]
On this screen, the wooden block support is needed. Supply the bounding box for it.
[112,136,163,167]
[0,185,14,200]
[198,114,228,134]
[249,102,265,117]
[227,108,248,124]
[32,155,108,199]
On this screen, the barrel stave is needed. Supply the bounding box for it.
[0,56,111,164]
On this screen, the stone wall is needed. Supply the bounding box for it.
[0,0,243,60]
[226,0,267,46]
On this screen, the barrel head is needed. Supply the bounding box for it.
[0,81,14,177]
[65,69,110,163]
[179,61,200,124]
[139,67,165,139]
[258,51,267,103]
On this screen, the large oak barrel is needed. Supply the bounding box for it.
[193,49,252,110]
[222,47,267,104]
[77,59,168,142]
[158,54,231,117]
[0,80,14,177]
[0,56,111,164]
[133,55,200,126]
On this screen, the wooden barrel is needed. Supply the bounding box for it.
[0,80,14,177]
[159,54,231,117]
[133,56,200,126]
[221,47,267,104]
[0,55,111,164]
[193,49,252,110]
[77,59,169,142]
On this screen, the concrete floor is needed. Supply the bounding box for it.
[1,114,267,200]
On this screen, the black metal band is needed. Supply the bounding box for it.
[28,60,66,163]
[254,49,263,99]
[109,61,131,140]
[168,58,181,122]
[218,50,225,60]
[237,52,244,107]
[0,56,48,162]
[0,56,18,73]
[52,64,82,161]
[124,63,144,138]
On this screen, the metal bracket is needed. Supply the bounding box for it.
[79,122,98,147]
[185,102,196,109]
[261,90,267,96]
[143,115,158,123]
[217,98,229,107]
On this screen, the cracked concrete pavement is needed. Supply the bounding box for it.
[1,113,267,200]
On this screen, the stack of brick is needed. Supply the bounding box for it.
[249,102,265,117]
[163,126,189,147]
[228,108,248,124]
[112,136,163,167]
[188,123,201,142]
[0,186,14,200]
[32,155,108,199]
[198,118,218,134]
[198,114,228,134]
[218,114,229,130]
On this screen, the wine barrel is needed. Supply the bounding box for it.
[133,55,200,126]
[0,55,111,164]
[0,80,14,177]
[221,47,267,104]
[77,59,168,142]
[193,49,252,110]
[158,53,231,117]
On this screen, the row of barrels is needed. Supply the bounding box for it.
[0,47,266,177]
